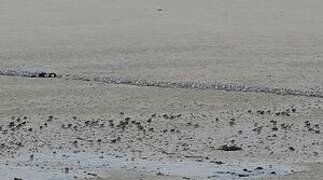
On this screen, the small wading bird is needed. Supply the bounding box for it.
[38,72,57,78]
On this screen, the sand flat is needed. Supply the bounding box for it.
[0,76,323,179]
[1,0,323,179]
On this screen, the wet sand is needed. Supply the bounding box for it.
[0,77,322,179]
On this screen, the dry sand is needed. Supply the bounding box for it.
[1,0,323,179]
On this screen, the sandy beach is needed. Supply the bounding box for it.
[1,0,323,179]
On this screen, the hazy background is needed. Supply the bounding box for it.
[1,0,323,89]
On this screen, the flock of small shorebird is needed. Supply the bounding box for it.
[1,69,323,98]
